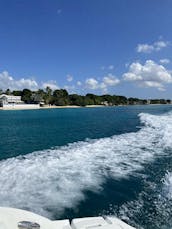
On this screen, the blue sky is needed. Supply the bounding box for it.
[0,0,172,98]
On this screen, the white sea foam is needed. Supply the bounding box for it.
[163,172,172,199]
[0,111,172,218]
[117,169,172,229]
[139,111,172,148]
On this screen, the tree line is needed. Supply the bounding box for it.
[0,88,171,106]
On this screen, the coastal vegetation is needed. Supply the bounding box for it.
[0,87,171,106]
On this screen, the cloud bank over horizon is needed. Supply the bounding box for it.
[0,71,59,92]
[0,60,172,95]
[0,1,172,98]
[0,40,172,95]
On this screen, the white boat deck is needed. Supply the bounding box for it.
[0,207,135,229]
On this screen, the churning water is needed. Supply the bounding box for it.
[0,105,172,228]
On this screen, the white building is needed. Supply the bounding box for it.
[0,94,22,107]
[0,94,40,110]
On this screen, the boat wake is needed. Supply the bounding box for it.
[0,111,172,220]
[115,169,172,229]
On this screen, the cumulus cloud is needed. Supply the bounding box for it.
[85,78,99,90]
[160,59,170,64]
[66,74,73,82]
[154,41,168,50]
[0,71,38,90]
[0,70,61,91]
[85,74,120,92]
[137,44,154,53]
[103,74,120,86]
[77,81,82,86]
[41,80,59,90]
[136,40,169,53]
[123,60,172,91]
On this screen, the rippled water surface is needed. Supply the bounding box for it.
[0,105,172,229]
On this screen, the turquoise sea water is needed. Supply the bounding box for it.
[0,105,172,229]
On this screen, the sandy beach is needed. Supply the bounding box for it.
[1,104,171,111]
[40,105,81,109]
[0,104,106,110]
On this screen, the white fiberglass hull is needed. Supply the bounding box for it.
[0,207,135,229]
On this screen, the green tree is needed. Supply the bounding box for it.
[69,94,86,106]
[21,89,32,103]
[113,95,127,105]
[5,89,11,95]
[52,89,69,106]
[43,87,53,104]
[12,90,22,96]
[0,89,3,95]
[86,94,102,105]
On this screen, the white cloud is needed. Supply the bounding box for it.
[85,78,99,90]
[136,40,169,53]
[0,71,38,91]
[137,44,154,53]
[66,74,73,82]
[154,41,168,50]
[160,59,170,64]
[85,74,120,92]
[103,74,120,86]
[123,60,172,91]
[0,70,61,91]
[77,81,82,86]
[141,81,165,91]
[42,80,59,90]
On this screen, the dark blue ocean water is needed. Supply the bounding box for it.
[0,105,172,229]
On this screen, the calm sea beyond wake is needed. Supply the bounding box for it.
[0,105,172,229]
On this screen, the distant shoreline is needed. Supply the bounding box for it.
[41,105,105,109]
[0,103,171,111]
[0,105,104,110]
